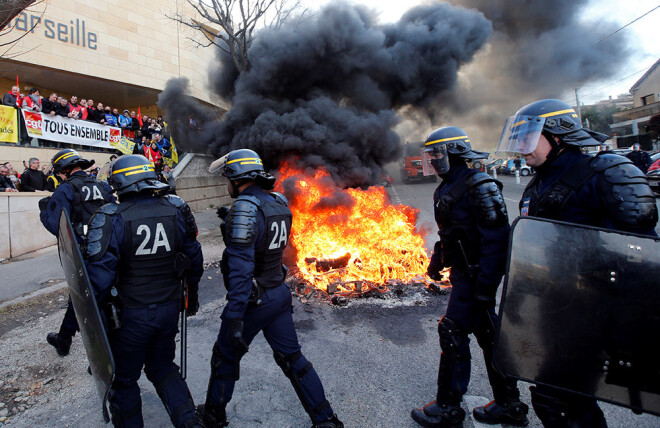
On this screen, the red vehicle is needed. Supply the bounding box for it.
[400,142,436,184]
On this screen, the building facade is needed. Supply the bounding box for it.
[0,0,226,166]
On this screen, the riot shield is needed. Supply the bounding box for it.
[494,216,660,416]
[58,210,115,423]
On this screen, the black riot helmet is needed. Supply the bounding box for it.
[422,126,489,175]
[209,149,275,195]
[108,154,168,196]
[497,99,607,155]
[51,149,94,174]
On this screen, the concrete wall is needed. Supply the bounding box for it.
[0,193,56,259]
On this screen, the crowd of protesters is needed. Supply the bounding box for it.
[2,84,178,180]
[3,85,166,137]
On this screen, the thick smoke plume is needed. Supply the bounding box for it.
[431,0,632,147]
[160,2,491,187]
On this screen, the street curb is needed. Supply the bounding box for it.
[0,281,68,310]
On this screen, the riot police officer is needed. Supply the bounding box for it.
[411,127,528,427]
[496,99,658,427]
[199,149,343,428]
[85,155,204,427]
[39,148,114,357]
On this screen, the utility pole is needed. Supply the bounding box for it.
[575,88,582,125]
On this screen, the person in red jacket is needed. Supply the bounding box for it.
[2,85,20,107]
[21,88,42,112]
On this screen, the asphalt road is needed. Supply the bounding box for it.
[2,173,659,427]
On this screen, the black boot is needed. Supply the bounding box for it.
[46,332,72,356]
[181,415,204,428]
[411,401,465,428]
[473,400,529,426]
[312,414,344,428]
[196,403,228,428]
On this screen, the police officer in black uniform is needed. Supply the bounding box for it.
[198,149,343,428]
[411,127,528,428]
[497,99,658,427]
[39,148,114,357]
[85,155,204,427]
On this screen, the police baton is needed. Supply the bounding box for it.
[180,280,187,380]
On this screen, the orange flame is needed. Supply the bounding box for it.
[276,161,443,294]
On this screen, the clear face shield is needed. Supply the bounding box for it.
[208,154,229,175]
[422,144,449,176]
[496,115,547,155]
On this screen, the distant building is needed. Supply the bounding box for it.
[610,58,660,150]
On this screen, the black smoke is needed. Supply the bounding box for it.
[429,0,633,146]
[159,2,492,187]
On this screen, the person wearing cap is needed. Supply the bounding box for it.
[625,143,652,174]
[118,109,132,129]
[39,149,115,357]
[198,149,344,428]
[84,154,204,427]
[410,127,525,428]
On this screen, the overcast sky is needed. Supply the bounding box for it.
[300,0,660,104]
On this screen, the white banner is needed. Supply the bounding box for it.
[21,110,120,149]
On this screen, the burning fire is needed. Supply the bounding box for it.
[276,161,448,295]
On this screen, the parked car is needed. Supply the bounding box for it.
[647,152,660,172]
[647,169,660,196]
[380,172,394,187]
[499,158,534,176]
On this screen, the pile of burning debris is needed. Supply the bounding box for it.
[274,162,452,305]
[287,252,451,305]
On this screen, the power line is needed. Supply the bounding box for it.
[566,62,656,104]
[594,4,660,45]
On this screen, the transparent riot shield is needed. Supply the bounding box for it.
[58,210,115,422]
[494,216,660,416]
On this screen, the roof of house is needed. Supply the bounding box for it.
[630,57,660,92]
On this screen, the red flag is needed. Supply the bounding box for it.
[16,75,19,95]
[137,106,143,127]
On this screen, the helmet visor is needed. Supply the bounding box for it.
[422,144,449,176]
[209,154,229,174]
[497,115,546,155]
[97,160,115,183]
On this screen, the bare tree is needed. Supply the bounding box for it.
[0,0,36,31]
[0,0,46,58]
[171,0,305,73]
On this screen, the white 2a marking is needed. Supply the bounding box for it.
[135,223,171,255]
[268,220,288,249]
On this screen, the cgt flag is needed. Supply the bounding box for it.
[111,136,135,155]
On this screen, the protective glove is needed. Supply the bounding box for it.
[38,197,50,211]
[227,319,249,355]
[474,281,496,308]
[186,290,199,317]
[216,206,230,220]
[427,241,444,281]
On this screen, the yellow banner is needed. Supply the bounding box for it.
[0,105,18,143]
[111,136,136,155]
